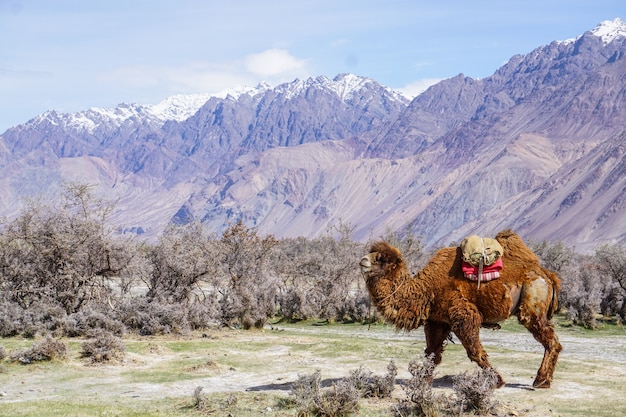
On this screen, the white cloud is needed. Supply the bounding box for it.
[330,38,351,48]
[99,62,251,95]
[244,49,308,77]
[399,78,443,98]
[98,49,310,98]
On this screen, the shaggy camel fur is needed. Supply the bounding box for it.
[360,229,562,388]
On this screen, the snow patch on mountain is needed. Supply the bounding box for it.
[274,74,408,103]
[561,17,626,45]
[147,94,214,121]
[213,82,272,100]
[591,18,626,44]
[24,74,407,136]
[31,86,273,134]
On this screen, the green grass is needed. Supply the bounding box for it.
[0,399,191,417]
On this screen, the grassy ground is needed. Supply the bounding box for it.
[0,315,625,416]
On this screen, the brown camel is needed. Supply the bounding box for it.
[359,229,562,388]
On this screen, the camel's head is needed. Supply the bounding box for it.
[360,241,405,281]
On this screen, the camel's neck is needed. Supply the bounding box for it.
[367,270,433,331]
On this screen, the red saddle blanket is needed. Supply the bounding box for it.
[462,258,503,282]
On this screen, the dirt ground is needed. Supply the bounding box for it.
[1,320,625,416]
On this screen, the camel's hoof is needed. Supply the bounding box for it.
[532,378,551,389]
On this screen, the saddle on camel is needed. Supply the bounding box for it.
[460,234,504,287]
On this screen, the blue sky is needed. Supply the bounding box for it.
[1,0,624,133]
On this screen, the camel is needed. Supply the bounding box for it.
[359,229,562,388]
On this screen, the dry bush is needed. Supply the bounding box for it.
[451,368,499,414]
[63,307,126,337]
[0,300,68,338]
[290,369,360,416]
[146,223,216,304]
[392,355,501,416]
[391,355,449,417]
[347,360,397,398]
[193,387,237,414]
[185,299,220,329]
[192,386,209,411]
[315,380,360,417]
[114,298,189,335]
[596,243,626,322]
[80,329,126,364]
[10,336,67,364]
[0,346,6,361]
[290,363,396,417]
[0,300,31,337]
[290,369,322,414]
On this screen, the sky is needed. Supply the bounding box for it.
[1,0,625,133]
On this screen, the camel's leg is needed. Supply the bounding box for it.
[518,281,563,388]
[451,302,506,388]
[421,321,451,384]
[517,278,562,388]
[424,320,451,365]
[518,314,562,388]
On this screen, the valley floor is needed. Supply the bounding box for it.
[0,317,624,416]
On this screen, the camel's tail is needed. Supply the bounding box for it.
[547,280,559,320]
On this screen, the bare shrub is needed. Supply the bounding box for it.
[63,307,126,337]
[290,369,322,414]
[0,346,6,360]
[289,364,396,417]
[451,368,499,414]
[81,329,126,364]
[392,355,449,417]
[115,298,189,335]
[192,386,209,411]
[347,360,397,398]
[185,299,220,329]
[290,369,360,417]
[192,387,238,414]
[0,300,29,337]
[0,299,68,338]
[315,380,360,417]
[11,337,67,364]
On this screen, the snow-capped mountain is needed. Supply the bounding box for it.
[1,19,626,251]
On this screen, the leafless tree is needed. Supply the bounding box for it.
[0,183,133,315]
[562,261,603,328]
[380,225,426,273]
[215,221,279,329]
[531,239,575,274]
[595,243,626,321]
[145,222,217,303]
[274,222,368,322]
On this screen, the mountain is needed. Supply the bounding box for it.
[1,20,626,251]
[0,74,408,235]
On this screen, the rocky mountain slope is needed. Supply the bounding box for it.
[1,20,625,251]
